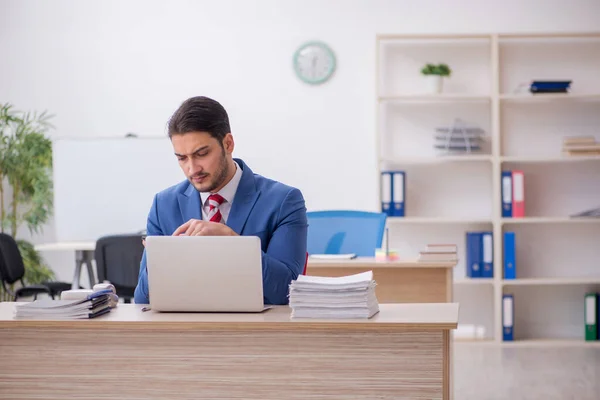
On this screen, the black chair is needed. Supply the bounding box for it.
[0,233,72,301]
[94,234,144,303]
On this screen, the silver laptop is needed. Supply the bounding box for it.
[145,235,265,312]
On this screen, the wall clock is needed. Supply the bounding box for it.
[293,41,336,85]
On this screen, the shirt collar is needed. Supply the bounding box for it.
[200,160,242,207]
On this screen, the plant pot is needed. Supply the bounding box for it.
[424,75,443,94]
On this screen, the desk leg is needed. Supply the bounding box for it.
[72,250,96,289]
[84,250,96,287]
[72,254,83,290]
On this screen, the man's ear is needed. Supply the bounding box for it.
[223,133,234,154]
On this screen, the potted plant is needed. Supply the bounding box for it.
[420,63,452,94]
[0,103,55,301]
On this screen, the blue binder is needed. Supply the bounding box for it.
[501,171,513,217]
[503,294,514,341]
[392,171,405,217]
[380,171,393,216]
[504,232,516,279]
[481,231,493,278]
[466,232,482,278]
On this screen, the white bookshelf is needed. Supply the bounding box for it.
[376,32,600,347]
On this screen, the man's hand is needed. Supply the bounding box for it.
[172,219,238,237]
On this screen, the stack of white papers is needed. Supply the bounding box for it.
[288,271,379,319]
[14,290,113,320]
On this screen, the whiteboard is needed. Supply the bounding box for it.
[52,137,185,242]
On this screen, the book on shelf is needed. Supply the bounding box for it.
[562,136,600,156]
[288,271,380,319]
[530,80,571,94]
[424,244,458,253]
[14,290,114,320]
[570,207,600,218]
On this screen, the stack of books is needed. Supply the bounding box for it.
[417,244,458,262]
[288,271,379,319]
[14,289,114,320]
[562,136,600,156]
[529,80,571,94]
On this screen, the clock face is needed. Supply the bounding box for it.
[293,41,336,85]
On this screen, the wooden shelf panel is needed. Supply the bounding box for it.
[503,278,600,286]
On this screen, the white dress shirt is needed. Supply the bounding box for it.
[199,160,242,223]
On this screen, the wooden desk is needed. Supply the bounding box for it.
[0,302,458,399]
[307,257,457,303]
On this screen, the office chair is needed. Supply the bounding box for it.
[306,210,387,258]
[94,234,144,303]
[0,233,72,301]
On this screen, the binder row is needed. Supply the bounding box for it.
[501,170,525,217]
[380,171,405,217]
[465,232,493,278]
[466,231,517,279]
[504,293,600,342]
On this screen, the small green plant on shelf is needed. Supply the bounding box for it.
[420,63,452,77]
[420,63,452,94]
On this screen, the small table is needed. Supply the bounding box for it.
[307,257,457,303]
[34,241,97,289]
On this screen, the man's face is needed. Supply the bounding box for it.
[171,131,233,193]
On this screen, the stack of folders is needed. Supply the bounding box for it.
[434,120,485,154]
[562,136,600,156]
[288,271,379,319]
[417,244,458,262]
[14,290,114,320]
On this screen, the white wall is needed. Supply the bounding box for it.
[1,0,599,283]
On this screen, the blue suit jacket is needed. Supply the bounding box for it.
[133,158,308,305]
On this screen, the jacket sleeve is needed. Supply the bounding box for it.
[261,187,308,305]
[134,194,163,304]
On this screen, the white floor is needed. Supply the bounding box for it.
[454,343,600,400]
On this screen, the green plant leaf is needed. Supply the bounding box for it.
[420,63,452,77]
[0,102,55,287]
[17,239,55,284]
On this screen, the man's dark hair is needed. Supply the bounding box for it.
[167,96,231,142]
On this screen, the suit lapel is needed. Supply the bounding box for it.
[227,159,260,235]
[178,183,202,223]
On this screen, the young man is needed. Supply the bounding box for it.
[133,96,308,305]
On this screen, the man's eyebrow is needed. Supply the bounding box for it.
[174,145,209,158]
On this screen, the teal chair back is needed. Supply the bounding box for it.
[306,210,387,257]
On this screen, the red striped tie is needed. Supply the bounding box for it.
[207,193,225,223]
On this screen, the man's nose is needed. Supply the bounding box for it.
[187,160,203,175]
